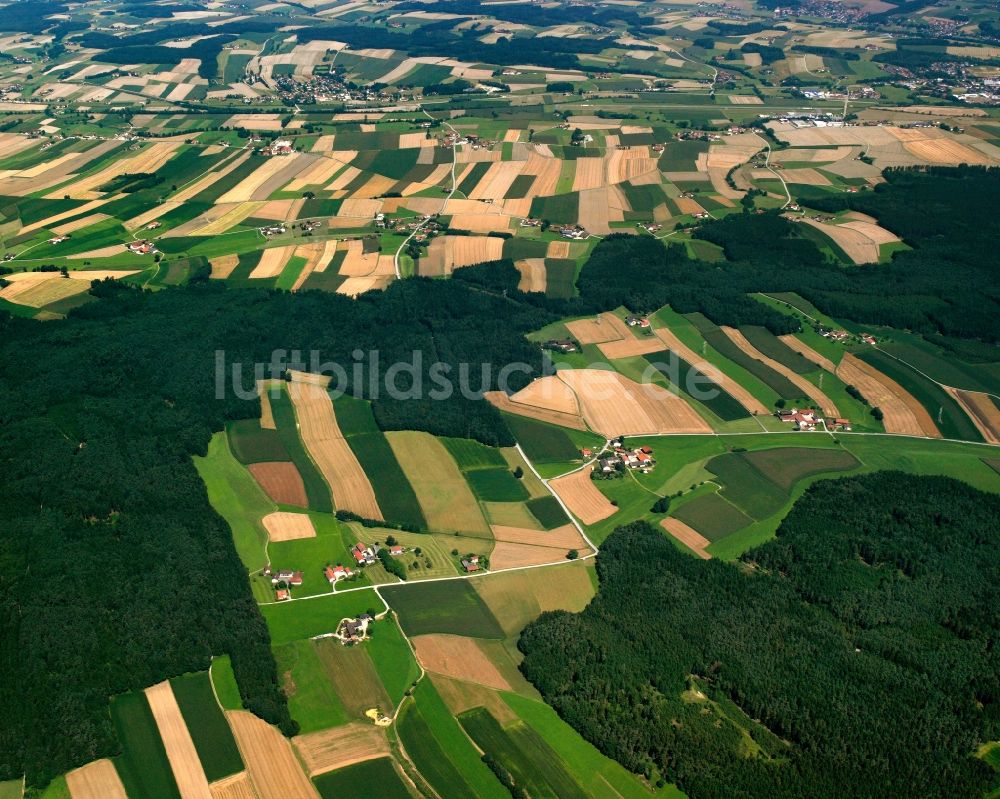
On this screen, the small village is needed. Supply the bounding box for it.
[587,441,658,478]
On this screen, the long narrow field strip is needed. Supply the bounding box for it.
[412,634,513,690]
[387,431,491,535]
[292,723,391,777]
[170,672,244,784]
[270,386,335,512]
[777,334,838,373]
[598,335,667,360]
[549,469,617,525]
[558,369,711,435]
[66,760,129,799]
[836,354,939,437]
[490,541,581,569]
[261,511,316,541]
[111,690,182,799]
[226,712,318,799]
[721,327,839,416]
[145,681,213,799]
[490,523,587,550]
[660,518,712,559]
[62,141,183,199]
[288,383,382,519]
[651,325,770,415]
[249,245,294,279]
[949,389,1000,444]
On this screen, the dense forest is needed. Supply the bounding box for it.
[519,473,1000,799]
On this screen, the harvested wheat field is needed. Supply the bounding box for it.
[412,634,512,690]
[721,327,840,416]
[293,723,390,777]
[578,186,624,235]
[337,239,380,276]
[66,759,128,799]
[598,335,667,360]
[292,239,338,290]
[558,369,711,436]
[948,388,1000,444]
[836,353,939,437]
[572,155,607,192]
[210,254,240,280]
[258,380,279,429]
[261,511,316,542]
[250,463,307,507]
[289,384,381,519]
[491,541,580,569]
[63,141,182,199]
[648,325,765,416]
[193,202,267,237]
[449,213,511,233]
[797,218,880,264]
[218,154,304,203]
[227,712,317,799]
[209,772,256,799]
[515,258,546,293]
[421,235,504,276]
[547,240,572,259]
[249,245,294,278]
[549,469,617,525]
[491,523,587,550]
[661,518,711,560]
[778,334,837,373]
[509,375,581,416]
[566,312,631,345]
[146,681,213,799]
[0,276,90,308]
[485,390,588,431]
[430,673,519,722]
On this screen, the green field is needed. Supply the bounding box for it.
[443,437,508,470]
[397,681,509,799]
[503,414,583,464]
[261,589,381,646]
[270,384,335,512]
[314,758,412,799]
[363,614,420,706]
[110,691,180,799]
[740,326,816,375]
[671,493,753,541]
[274,639,350,732]
[227,418,290,464]
[193,432,272,572]
[170,671,243,782]
[525,495,571,529]
[464,467,530,502]
[459,707,588,799]
[382,580,505,638]
[210,655,243,712]
[645,349,750,422]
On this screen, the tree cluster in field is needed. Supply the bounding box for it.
[518,473,1000,799]
[376,548,407,580]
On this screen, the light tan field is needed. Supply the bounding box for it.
[886,105,988,117]
[484,390,589,431]
[579,185,626,234]
[412,634,512,690]
[0,275,91,308]
[515,258,546,293]
[661,518,711,559]
[839,220,900,245]
[289,383,382,519]
[572,155,607,191]
[549,469,617,525]
[218,153,303,203]
[449,213,511,233]
[490,523,586,549]
[902,136,995,165]
[293,723,390,777]
[509,376,581,416]
[729,94,763,104]
[607,148,658,184]
[254,199,302,222]
[227,712,318,799]
[778,334,837,373]
[250,245,294,279]
[250,463,307,508]
[209,772,256,799]
[66,759,128,799]
[469,161,524,200]
[597,335,666,360]
[777,167,831,185]
[520,151,563,196]
[473,560,595,636]
[949,389,1000,444]
[387,431,491,535]
[261,511,316,542]
[566,312,631,344]
[421,235,504,276]
[51,213,109,236]
[546,240,572,258]
[492,541,578,569]
[674,196,706,215]
[836,353,940,437]
[292,239,339,289]
[224,114,284,131]
[558,368,711,435]
[798,217,881,264]
[210,254,240,279]
[337,239,380,276]
[721,327,840,416]
[196,202,266,236]
[146,681,213,799]
[167,152,252,205]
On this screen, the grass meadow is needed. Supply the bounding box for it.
[382,580,505,639]
[314,758,411,799]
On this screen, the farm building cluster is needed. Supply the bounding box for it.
[589,442,657,477]
[776,407,852,431]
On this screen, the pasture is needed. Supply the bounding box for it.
[274,639,350,733]
[262,589,380,646]
[313,758,411,799]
